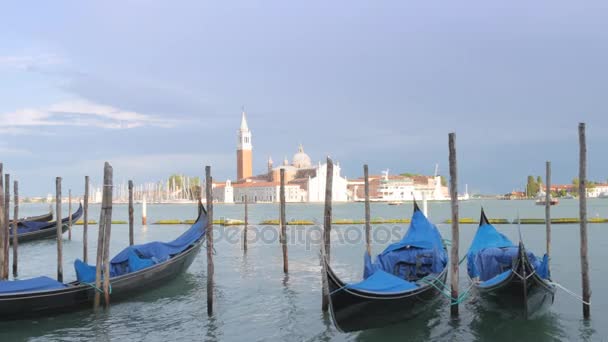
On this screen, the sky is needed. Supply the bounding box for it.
[1,1,608,196]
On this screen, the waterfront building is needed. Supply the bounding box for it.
[213,111,348,203]
[347,170,449,202]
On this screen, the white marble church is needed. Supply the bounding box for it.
[213,111,348,203]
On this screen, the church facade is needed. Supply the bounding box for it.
[212,111,349,203]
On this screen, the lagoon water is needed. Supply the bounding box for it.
[0,199,606,341]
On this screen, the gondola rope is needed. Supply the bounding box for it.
[548,281,591,306]
[83,281,113,295]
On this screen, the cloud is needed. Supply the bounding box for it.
[0,99,180,132]
[0,54,65,71]
[0,143,32,156]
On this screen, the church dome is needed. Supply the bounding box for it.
[292,144,312,168]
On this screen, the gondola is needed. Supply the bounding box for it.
[466,209,556,318]
[12,210,53,224]
[9,204,83,244]
[0,206,207,319]
[323,201,448,332]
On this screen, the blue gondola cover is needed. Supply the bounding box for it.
[0,276,66,294]
[354,209,447,293]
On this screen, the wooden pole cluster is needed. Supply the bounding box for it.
[280,168,288,273]
[363,164,371,256]
[243,195,248,252]
[68,189,72,240]
[128,180,134,246]
[83,176,89,263]
[12,180,18,277]
[545,161,551,275]
[205,166,214,316]
[3,174,9,278]
[578,123,591,319]
[55,177,63,282]
[0,163,4,280]
[94,162,113,310]
[321,157,334,312]
[448,133,459,317]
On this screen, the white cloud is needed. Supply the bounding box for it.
[0,143,32,156]
[0,54,65,70]
[0,99,179,133]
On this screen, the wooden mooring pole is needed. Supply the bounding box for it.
[448,133,459,317]
[3,174,9,278]
[12,180,18,277]
[83,176,89,263]
[205,166,214,316]
[0,163,4,280]
[128,180,134,246]
[545,161,551,275]
[142,194,147,225]
[55,177,63,282]
[280,168,288,273]
[321,157,334,312]
[68,189,72,240]
[578,123,591,319]
[101,163,113,308]
[243,195,248,252]
[364,164,371,256]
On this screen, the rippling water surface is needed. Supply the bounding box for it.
[0,199,605,341]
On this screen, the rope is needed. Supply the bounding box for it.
[83,281,113,295]
[421,275,475,305]
[548,281,591,306]
[329,284,348,296]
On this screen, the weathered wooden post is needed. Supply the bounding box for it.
[55,177,63,282]
[142,194,147,225]
[68,189,72,240]
[243,195,248,252]
[448,133,459,317]
[321,157,334,312]
[578,123,591,318]
[205,166,214,316]
[83,176,89,263]
[12,180,18,277]
[364,164,371,256]
[545,161,551,275]
[3,174,9,278]
[101,163,113,308]
[128,180,134,246]
[0,163,4,280]
[2,173,11,279]
[280,169,288,273]
[422,192,428,217]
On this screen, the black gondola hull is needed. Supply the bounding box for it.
[474,245,555,318]
[0,239,203,320]
[326,264,448,332]
[10,204,83,244]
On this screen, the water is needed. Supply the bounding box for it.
[0,199,606,341]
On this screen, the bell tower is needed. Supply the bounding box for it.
[237,110,253,180]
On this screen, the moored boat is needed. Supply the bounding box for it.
[323,201,448,332]
[0,206,207,319]
[466,209,555,318]
[9,204,83,244]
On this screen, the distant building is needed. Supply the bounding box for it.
[213,111,348,203]
[347,171,449,201]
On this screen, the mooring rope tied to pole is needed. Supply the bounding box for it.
[548,281,591,306]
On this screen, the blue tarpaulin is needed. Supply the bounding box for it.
[74,213,206,282]
[353,208,447,294]
[0,276,66,294]
[346,270,418,293]
[467,217,550,282]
